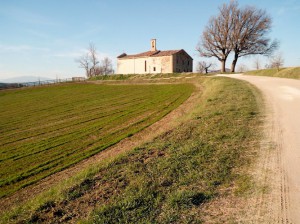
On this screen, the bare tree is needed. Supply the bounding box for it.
[76,53,91,78]
[197,1,278,73]
[94,57,114,75]
[88,43,99,77]
[197,61,214,74]
[230,2,278,72]
[197,1,238,73]
[236,63,248,73]
[253,57,261,70]
[269,52,284,71]
[101,57,114,75]
[76,43,103,78]
[196,61,205,74]
[264,63,271,69]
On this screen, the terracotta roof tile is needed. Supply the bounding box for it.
[118,49,186,59]
[152,50,182,57]
[118,49,193,60]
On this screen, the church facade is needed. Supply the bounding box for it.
[117,39,193,74]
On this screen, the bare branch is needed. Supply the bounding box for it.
[253,57,261,70]
[230,4,279,72]
[75,43,102,78]
[196,1,238,72]
[197,1,278,73]
[88,42,99,77]
[269,52,284,71]
[236,63,248,73]
[197,61,214,74]
[95,57,114,75]
[75,53,91,78]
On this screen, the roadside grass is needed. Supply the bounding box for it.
[89,72,197,81]
[148,72,195,79]
[245,67,300,79]
[89,74,134,80]
[0,83,193,198]
[1,77,262,223]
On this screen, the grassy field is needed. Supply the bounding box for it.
[245,67,300,79]
[0,83,194,198]
[1,77,262,223]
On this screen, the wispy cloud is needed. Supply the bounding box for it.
[73,26,104,40]
[52,48,112,60]
[0,6,58,26]
[277,1,300,16]
[277,7,286,16]
[52,49,88,58]
[25,29,51,40]
[0,44,49,53]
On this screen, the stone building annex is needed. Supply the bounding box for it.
[117,39,193,74]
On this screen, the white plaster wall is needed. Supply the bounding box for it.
[117,56,173,74]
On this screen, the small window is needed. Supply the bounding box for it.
[145,61,147,72]
[153,67,156,72]
[188,61,190,65]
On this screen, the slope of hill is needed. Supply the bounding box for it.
[1,77,262,223]
[245,67,300,79]
[0,83,193,198]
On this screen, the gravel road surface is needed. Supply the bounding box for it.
[220,74,300,223]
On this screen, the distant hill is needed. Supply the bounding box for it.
[0,76,52,83]
[0,82,22,90]
[0,83,8,88]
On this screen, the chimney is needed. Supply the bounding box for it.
[150,39,157,51]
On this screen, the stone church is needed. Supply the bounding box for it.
[117,39,193,74]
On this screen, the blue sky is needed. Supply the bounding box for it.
[0,0,299,80]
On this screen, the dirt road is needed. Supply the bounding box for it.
[220,74,300,223]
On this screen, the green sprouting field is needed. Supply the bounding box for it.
[0,83,194,197]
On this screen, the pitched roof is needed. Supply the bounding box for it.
[153,50,182,57]
[117,49,192,59]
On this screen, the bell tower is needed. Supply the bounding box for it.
[150,39,157,51]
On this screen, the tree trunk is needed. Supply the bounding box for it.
[86,69,90,78]
[221,60,226,73]
[231,53,239,72]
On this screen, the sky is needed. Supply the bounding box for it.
[0,0,300,80]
